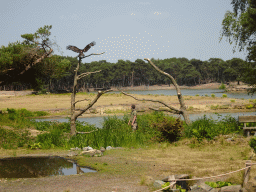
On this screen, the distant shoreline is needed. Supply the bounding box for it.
[0,82,252,96]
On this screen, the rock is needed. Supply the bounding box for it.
[81,150,96,157]
[67,151,78,157]
[87,146,93,150]
[220,184,242,192]
[82,147,89,151]
[106,146,112,150]
[153,180,165,189]
[75,147,81,150]
[100,147,105,152]
[226,137,234,142]
[190,186,208,192]
[197,183,215,191]
[70,148,75,151]
[162,174,189,190]
[94,150,103,157]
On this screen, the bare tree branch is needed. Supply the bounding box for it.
[20,49,53,75]
[148,107,181,114]
[74,98,91,105]
[77,70,101,80]
[81,52,105,59]
[144,58,181,95]
[76,129,99,134]
[143,58,191,125]
[75,89,112,117]
[119,89,181,114]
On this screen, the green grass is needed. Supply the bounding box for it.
[0,109,247,151]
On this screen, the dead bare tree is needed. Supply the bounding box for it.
[69,47,112,136]
[120,58,191,125]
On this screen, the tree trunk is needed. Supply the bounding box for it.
[70,58,81,136]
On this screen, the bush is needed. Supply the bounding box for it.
[249,137,256,154]
[36,128,66,149]
[184,115,241,142]
[219,83,226,90]
[151,116,184,142]
[222,94,227,98]
[0,127,31,149]
[246,104,254,109]
[211,94,215,98]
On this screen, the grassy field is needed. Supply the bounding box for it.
[0,92,255,116]
[0,93,256,191]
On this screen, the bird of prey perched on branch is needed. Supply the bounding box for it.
[66,41,96,58]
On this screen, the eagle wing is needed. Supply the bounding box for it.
[66,45,81,53]
[82,41,96,53]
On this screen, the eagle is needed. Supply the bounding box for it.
[66,41,96,58]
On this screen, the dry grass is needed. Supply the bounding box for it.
[0,93,252,116]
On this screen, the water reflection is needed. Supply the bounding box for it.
[0,156,96,178]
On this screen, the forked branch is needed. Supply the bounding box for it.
[119,89,181,114]
[78,70,101,79]
[81,52,105,59]
[75,89,112,117]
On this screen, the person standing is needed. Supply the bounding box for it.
[128,104,138,131]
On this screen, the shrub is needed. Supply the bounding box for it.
[195,94,199,96]
[219,83,226,90]
[34,111,49,116]
[246,104,254,109]
[151,116,184,142]
[222,94,227,98]
[211,94,215,98]
[230,100,235,103]
[36,128,66,149]
[205,94,209,97]
[0,127,31,149]
[183,115,240,142]
[249,137,256,154]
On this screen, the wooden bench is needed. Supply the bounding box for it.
[238,116,256,137]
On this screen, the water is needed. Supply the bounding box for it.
[0,156,96,178]
[35,111,256,128]
[111,89,255,99]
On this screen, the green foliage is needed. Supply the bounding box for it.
[222,94,228,98]
[151,115,184,142]
[249,137,256,154]
[205,181,236,188]
[195,94,199,96]
[184,114,240,141]
[246,104,254,109]
[231,99,236,103]
[36,128,66,149]
[0,127,31,149]
[161,183,185,192]
[28,142,42,150]
[211,94,215,98]
[219,83,226,89]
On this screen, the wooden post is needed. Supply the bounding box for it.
[243,160,251,187]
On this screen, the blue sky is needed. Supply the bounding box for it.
[0,0,248,63]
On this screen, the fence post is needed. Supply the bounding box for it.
[243,160,251,187]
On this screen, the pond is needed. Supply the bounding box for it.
[0,156,96,178]
[35,111,256,128]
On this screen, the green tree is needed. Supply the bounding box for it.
[0,25,54,89]
[221,0,256,93]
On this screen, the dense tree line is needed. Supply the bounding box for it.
[0,25,255,92]
[1,55,248,91]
